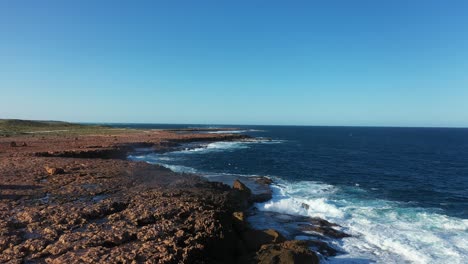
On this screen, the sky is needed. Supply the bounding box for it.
[1,0,467,127]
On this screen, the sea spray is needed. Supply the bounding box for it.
[254,179,468,264]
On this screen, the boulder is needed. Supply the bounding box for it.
[256,240,319,264]
[241,229,286,251]
[231,180,252,209]
[263,229,287,243]
[233,179,251,195]
[232,211,247,231]
[10,141,17,147]
[250,177,274,203]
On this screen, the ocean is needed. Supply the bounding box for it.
[118,124,468,263]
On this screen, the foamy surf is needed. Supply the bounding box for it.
[254,179,468,264]
[174,141,250,153]
[206,129,265,134]
[170,139,286,154]
[128,136,468,263]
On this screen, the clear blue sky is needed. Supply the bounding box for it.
[1,1,467,127]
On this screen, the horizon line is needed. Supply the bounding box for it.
[82,121,468,129]
[2,118,467,129]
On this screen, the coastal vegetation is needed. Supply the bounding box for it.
[0,119,126,137]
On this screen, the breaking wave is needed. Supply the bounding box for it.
[172,139,285,154]
[254,179,468,264]
[206,129,265,134]
[128,134,468,263]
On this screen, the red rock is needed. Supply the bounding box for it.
[233,179,251,194]
[44,166,65,175]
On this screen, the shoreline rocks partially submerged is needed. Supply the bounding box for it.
[0,129,346,263]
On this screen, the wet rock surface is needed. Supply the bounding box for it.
[247,210,350,259]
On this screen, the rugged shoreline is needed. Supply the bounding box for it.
[0,128,344,263]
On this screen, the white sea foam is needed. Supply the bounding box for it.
[170,142,247,154]
[128,153,171,163]
[206,129,265,134]
[128,153,196,173]
[133,147,154,152]
[207,130,247,134]
[158,164,198,174]
[128,140,280,174]
[254,179,468,264]
[172,139,285,154]
[128,140,468,263]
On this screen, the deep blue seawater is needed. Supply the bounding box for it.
[116,124,468,263]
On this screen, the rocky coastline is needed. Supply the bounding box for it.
[0,128,347,263]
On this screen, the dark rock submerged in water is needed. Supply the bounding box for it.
[298,223,350,239]
[230,180,320,263]
[247,210,350,259]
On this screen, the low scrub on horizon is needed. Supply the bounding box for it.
[0,119,118,137]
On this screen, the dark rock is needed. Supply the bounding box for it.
[250,192,273,203]
[248,177,274,203]
[233,211,247,231]
[309,217,340,227]
[256,240,320,264]
[233,179,252,195]
[10,141,17,147]
[254,176,273,185]
[298,224,350,239]
[231,179,252,209]
[306,239,339,257]
[241,229,286,251]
